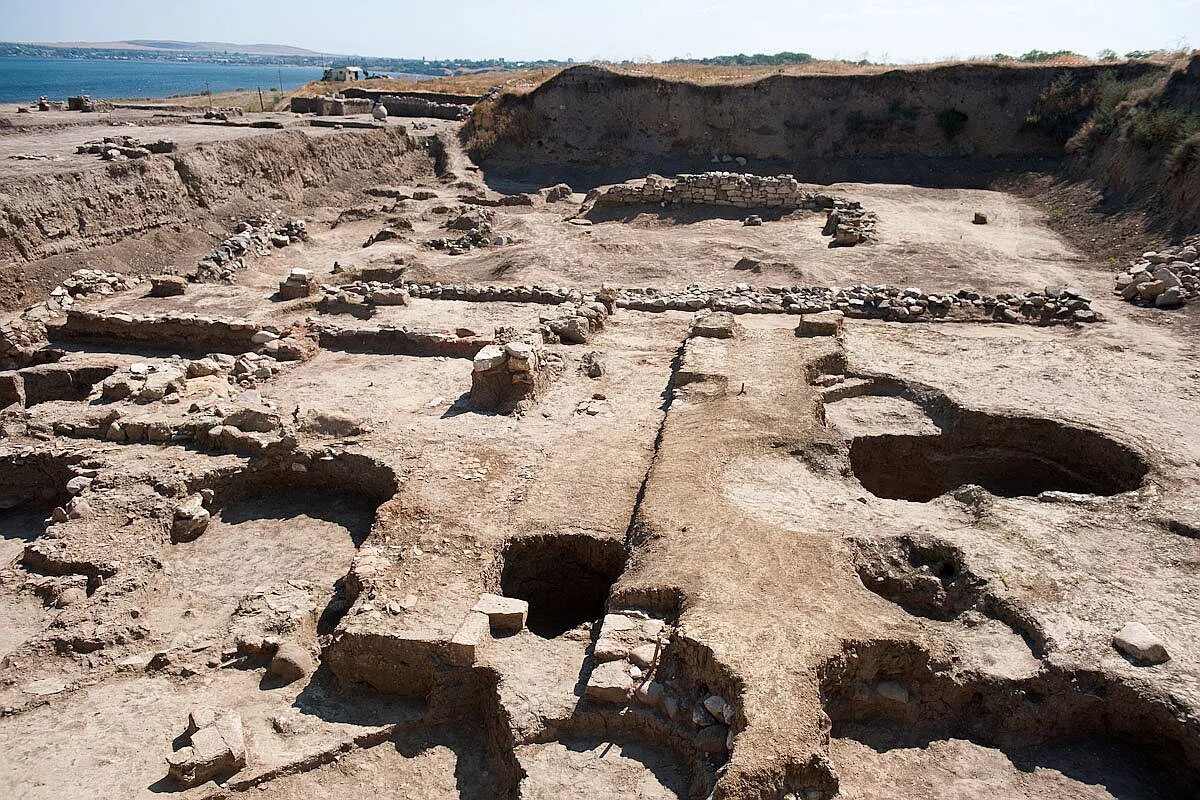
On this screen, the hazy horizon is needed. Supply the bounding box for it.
[0,0,1195,63]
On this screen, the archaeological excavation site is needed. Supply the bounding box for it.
[2,53,1200,800]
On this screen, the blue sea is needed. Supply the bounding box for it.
[0,57,324,103]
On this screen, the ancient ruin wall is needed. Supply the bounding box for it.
[470,62,1166,183]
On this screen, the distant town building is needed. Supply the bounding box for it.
[323,66,365,82]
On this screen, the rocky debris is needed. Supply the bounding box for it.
[973,212,989,225]
[165,707,247,788]
[171,494,211,542]
[277,268,315,300]
[691,311,738,339]
[540,302,609,344]
[425,220,510,254]
[470,340,561,413]
[362,226,407,247]
[1113,621,1171,665]
[75,135,174,160]
[2,269,141,368]
[743,215,763,226]
[1113,236,1200,309]
[149,275,188,297]
[580,351,605,378]
[193,217,307,283]
[543,183,573,202]
[472,593,529,633]
[268,641,315,683]
[446,207,495,231]
[823,204,878,246]
[796,310,845,337]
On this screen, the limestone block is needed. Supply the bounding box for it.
[472,593,529,633]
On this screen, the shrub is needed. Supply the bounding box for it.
[1129,108,1200,149]
[1168,132,1200,172]
[1019,49,1080,63]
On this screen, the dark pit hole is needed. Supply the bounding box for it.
[499,534,627,638]
[849,415,1147,502]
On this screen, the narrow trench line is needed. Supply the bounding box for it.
[622,332,691,550]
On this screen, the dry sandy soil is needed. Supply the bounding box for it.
[0,98,1198,800]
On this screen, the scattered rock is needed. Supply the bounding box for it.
[165,707,247,787]
[1113,621,1170,665]
[268,642,314,684]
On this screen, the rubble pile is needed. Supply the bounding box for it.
[583,609,739,757]
[1113,237,1200,309]
[425,211,511,255]
[76,135,176,160]
[469,338,561,413]
[1,269,140,368]
[192,217,307,282]
[540,302,610,344]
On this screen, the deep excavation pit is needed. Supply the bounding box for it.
[820,640,1200,799]
[498,533,628,637]
[848,413,1148,502]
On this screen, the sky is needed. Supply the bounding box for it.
[0,0,1196,62]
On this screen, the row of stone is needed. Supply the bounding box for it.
[616,284,1099,325]
[584,610,737,757]
[597,172,830,210]
[395,279,1097,325]
[192,217,308,283]
[1113,237,1199,309]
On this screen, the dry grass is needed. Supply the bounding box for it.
[119,87,293,111]
[293,69,561,98]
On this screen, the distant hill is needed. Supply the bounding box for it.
[30,40,327,57]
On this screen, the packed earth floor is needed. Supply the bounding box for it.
[1,97,1199,800]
